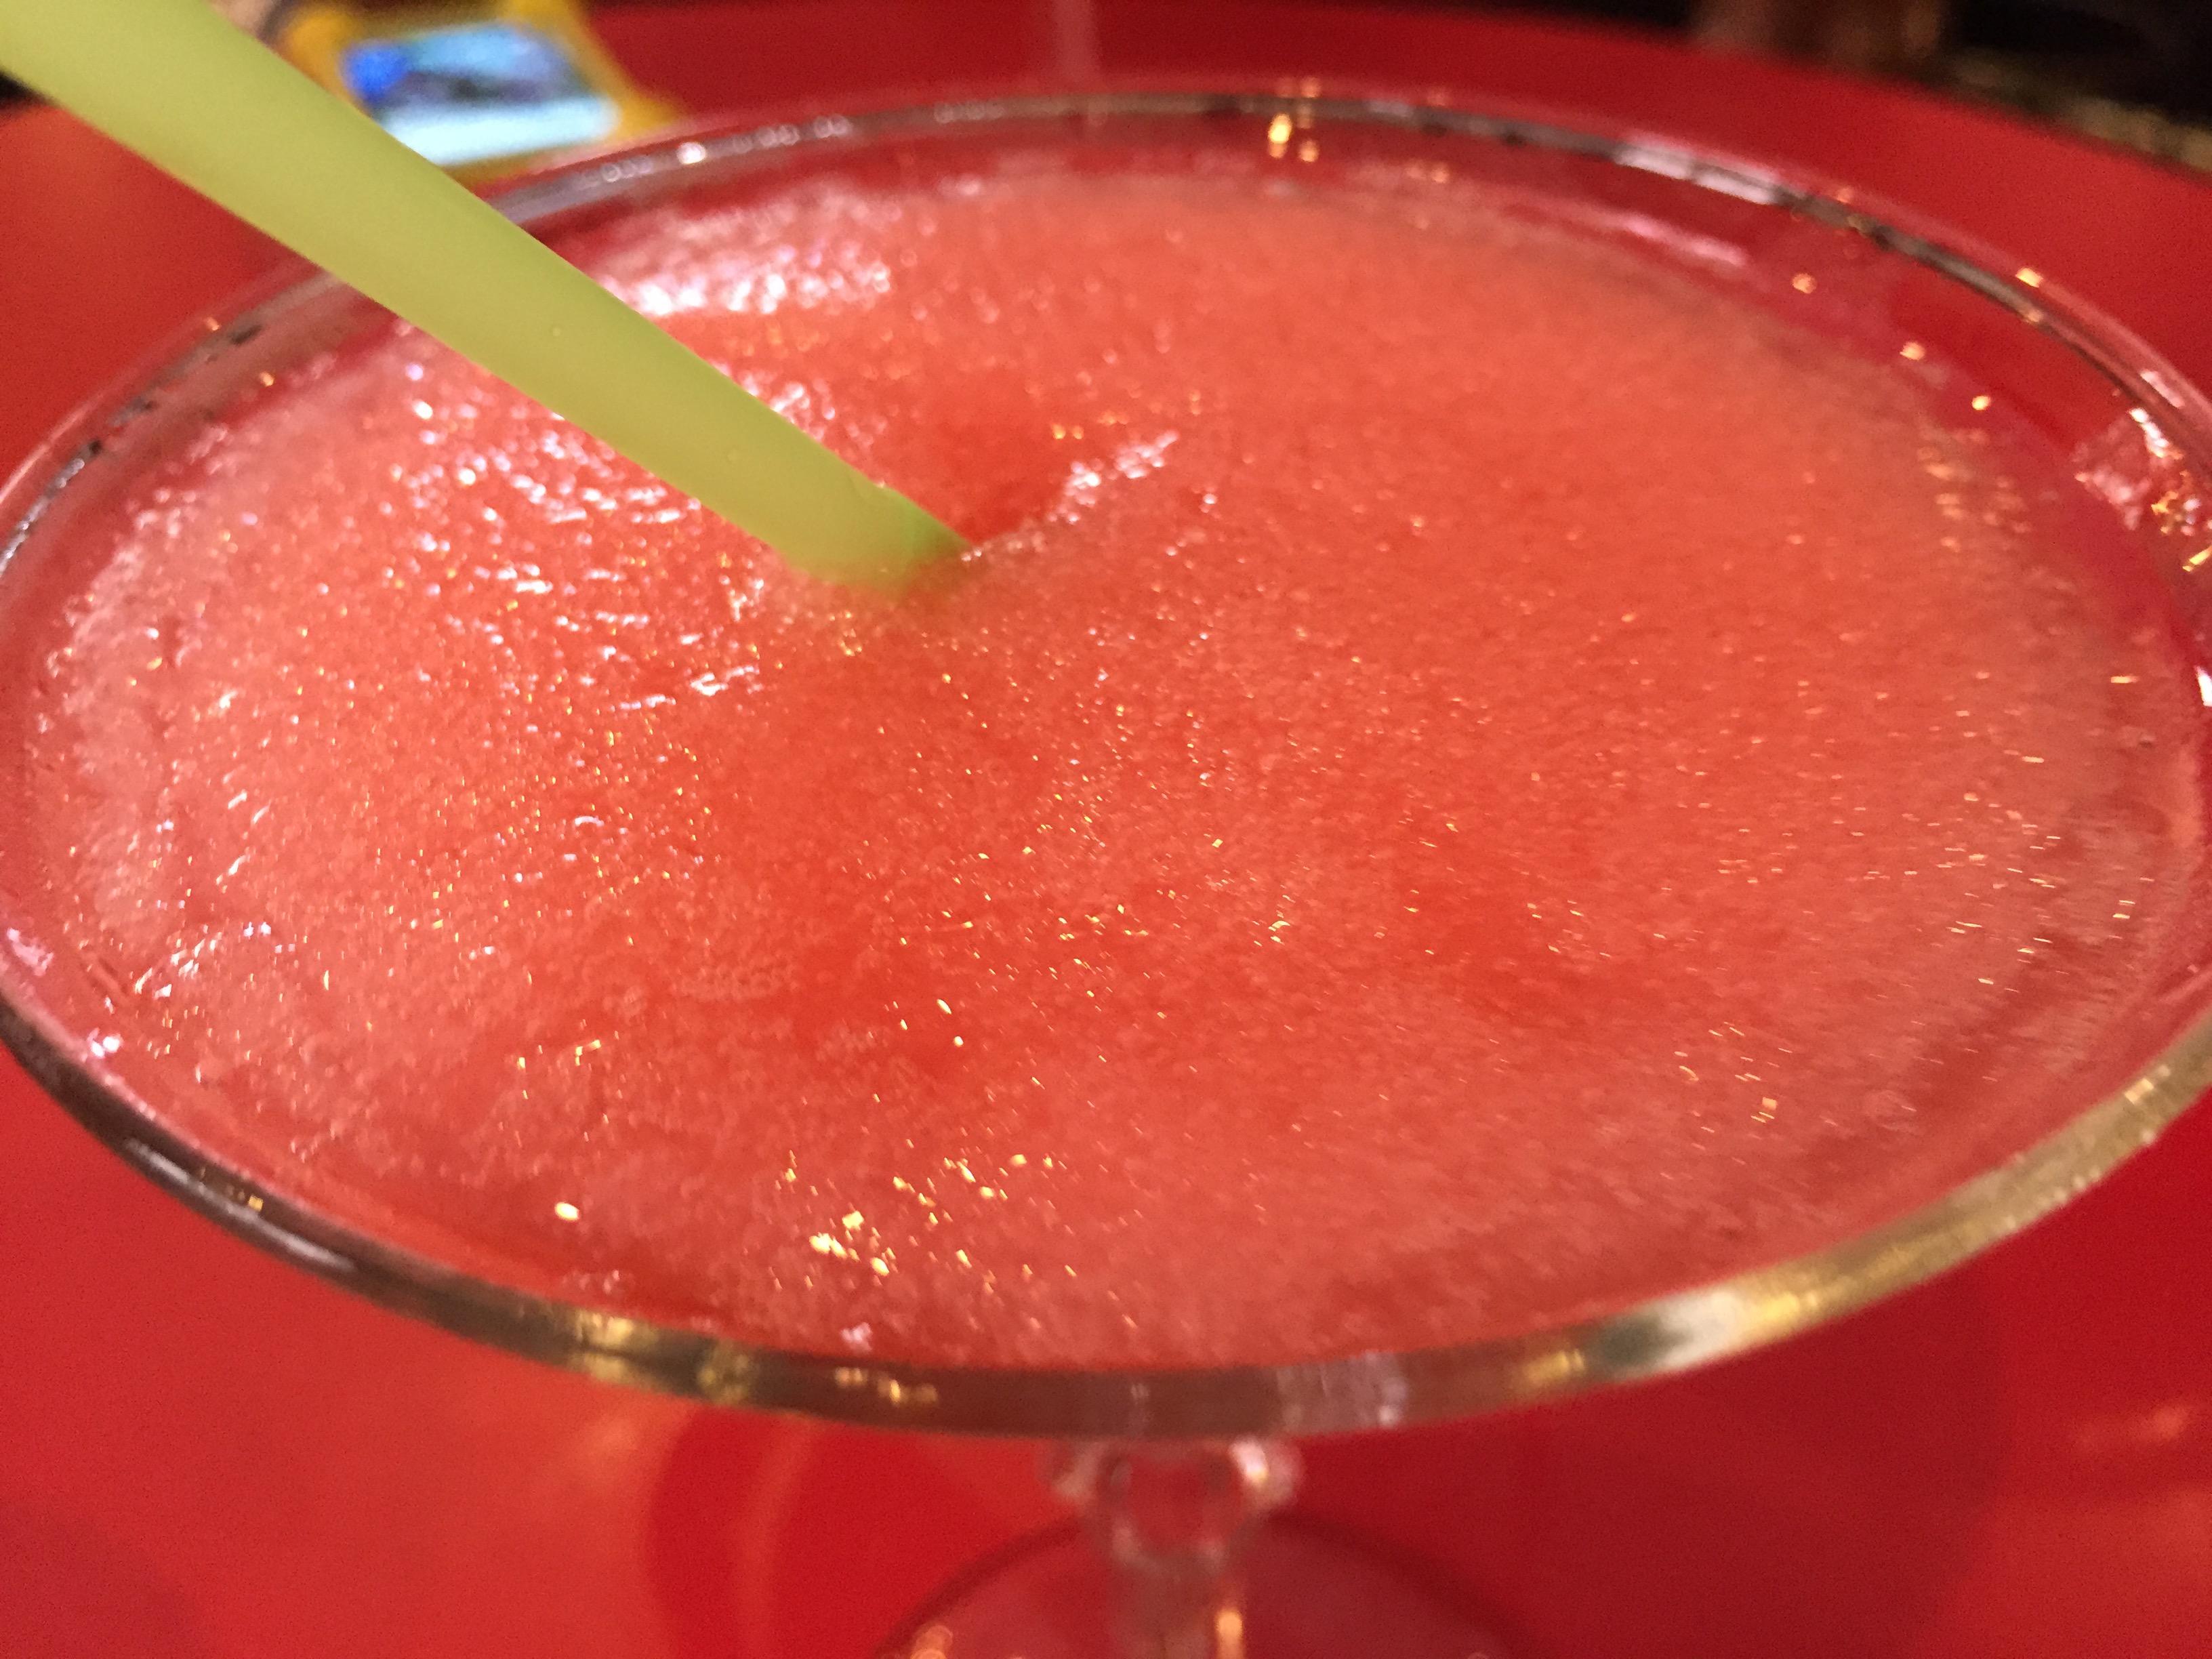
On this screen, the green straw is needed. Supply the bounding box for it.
[0,0,964,586]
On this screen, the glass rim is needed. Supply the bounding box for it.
[5,89,2210,1439]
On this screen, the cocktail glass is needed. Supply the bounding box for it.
[4,92,2211,1658]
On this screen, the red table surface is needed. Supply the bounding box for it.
[4,5,2210,1656]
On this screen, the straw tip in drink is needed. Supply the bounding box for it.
[806,494,968,592]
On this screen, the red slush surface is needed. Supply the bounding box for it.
[7,147,2205,1368]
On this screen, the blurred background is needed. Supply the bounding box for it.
[4,1,2209,171]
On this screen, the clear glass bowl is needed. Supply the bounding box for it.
[4,91,2211,1442]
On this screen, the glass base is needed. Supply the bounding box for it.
[884,1519,1509,1659]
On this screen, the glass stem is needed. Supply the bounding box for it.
[1048,1438,1300,1659]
